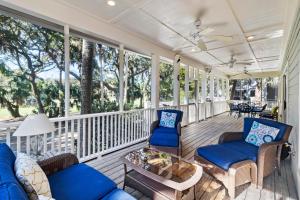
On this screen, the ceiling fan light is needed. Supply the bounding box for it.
[247,35,254,40]
[107,0,116,6]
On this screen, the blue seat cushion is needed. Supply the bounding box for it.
[149,132,179,147]
[243,118,289,141]
[0,143,28,200]
[48,163,117,200]
[196,141,258,171]
[102,189,136,200]
[153,127,178,135]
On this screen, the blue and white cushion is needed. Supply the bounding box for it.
[159,111,177,128]
[245,121,280,146]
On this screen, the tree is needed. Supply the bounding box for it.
[0,15,65,114]
[159,62,173,102]
[0,63,31,117]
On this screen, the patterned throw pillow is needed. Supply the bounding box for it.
[245,121,280,147]
[159,111,177,128]
[14,153,52,200]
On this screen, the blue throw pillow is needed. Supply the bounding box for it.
[245,121,280,146]
[159,111,177,128]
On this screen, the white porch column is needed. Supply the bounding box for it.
[195,68,200,121]
[210,75,215,116]
[151,53,160,110]
[226,79,230,100]
[64,25,70,117]
[184,65,189,124]
[216,77,220,101]
[201,72,207,120]
[119,44,125,111]
[173,55,180,108]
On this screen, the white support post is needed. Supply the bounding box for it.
[151,53,160,112]
[201,72,207,120]
[119,44,124,111]
[226,79,230,100]
[195,68,200,121]
[184,65,189,124]
[64,25,70,117]
[217,77,220,101]
[210,75,214,116]
[173,55,180,108]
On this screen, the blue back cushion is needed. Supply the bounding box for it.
[157,109,183,127]
[0,143,29,200]
[243,118,290,141]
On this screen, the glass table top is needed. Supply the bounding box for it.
[123,147,196,183]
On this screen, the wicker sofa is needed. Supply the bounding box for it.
[149,109,183,156]
[0,143,135,200]
[194,118,292,199]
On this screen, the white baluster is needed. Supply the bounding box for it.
[71,120,75,154]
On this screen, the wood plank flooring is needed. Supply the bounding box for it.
[86,114,298,200]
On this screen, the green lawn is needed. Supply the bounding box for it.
[0,106,35,120]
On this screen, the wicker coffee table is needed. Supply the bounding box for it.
[121,147,202,200]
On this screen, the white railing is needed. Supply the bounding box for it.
[0,101,229,161]
[161,101,229,126]
[0,108,154,162]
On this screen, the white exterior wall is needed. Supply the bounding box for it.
[282,4,300,196]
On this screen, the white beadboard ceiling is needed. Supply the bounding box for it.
[56,0,296,75]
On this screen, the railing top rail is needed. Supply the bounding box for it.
[0,107,154,128]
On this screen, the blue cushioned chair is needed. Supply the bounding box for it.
[0,143,136,200]
[149,109,183,156]
[194,118,292,199]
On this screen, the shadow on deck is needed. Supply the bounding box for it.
[86,114,298,200]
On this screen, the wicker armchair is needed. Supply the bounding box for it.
[38,153,79,176]
[194,118,292,199]
[148,109,183,156]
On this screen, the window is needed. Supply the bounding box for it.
[159,61,173,105]
[214,77,218,97]
[179,65,186,104]
[0,13,65,120]
[124,51,151,110]
[69,35,120,114]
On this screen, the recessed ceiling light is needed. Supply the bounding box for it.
[107,0,116,6]
[191,48,196,52]
[247,36,254,40]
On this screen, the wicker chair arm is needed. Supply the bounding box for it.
[257,141,284,185]
[258,141,285,156]
[150,120,159,135]
[38,153,79,176]
[218,132,243,144]
[177,122,182,136]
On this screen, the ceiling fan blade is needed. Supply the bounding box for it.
[198,27,215,35]
[206,35,233,42]
[230,73,243,78]
[197,39,207,51]
[236,62,253,65]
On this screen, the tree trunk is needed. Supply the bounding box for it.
[1,98,21,118]
[230,80,237,100]
[31,76,45,113]
[80,40,95,114]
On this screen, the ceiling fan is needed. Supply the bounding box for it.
[230,66,252,78]
[220,55,253,68]
[190,19,233,51]
[175,9,232,52]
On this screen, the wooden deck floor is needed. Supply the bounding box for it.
[86,114,298,200]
